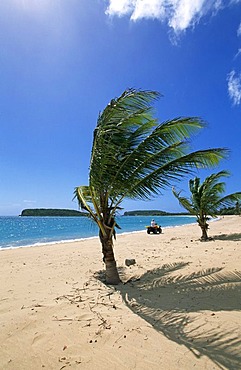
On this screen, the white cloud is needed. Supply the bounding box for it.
[169,0,208,32]
[105,0,227,33]
[105,0,134,17]
[237,22,241,36]
[227,70,241,105]
[131,0,166,21]
[234,48,241,59]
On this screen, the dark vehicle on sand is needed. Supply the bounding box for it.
[146,225,162,234]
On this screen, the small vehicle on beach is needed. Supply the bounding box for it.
[146,225,162,234]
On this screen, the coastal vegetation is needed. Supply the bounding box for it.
[20,208,87,217]
[74,88,228,284]
[123,210,189,216]
[172,171,241,241]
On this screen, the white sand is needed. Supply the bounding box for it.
[0,216,241,369]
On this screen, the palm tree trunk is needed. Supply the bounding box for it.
[99,233,121,285]
[199,221,209,241]
[198,214,209,241]
[200,226,208,240]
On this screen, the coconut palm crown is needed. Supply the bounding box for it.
[173,170,241,241]
[74,88,228,284]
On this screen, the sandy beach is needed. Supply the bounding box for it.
[0,216,241,370]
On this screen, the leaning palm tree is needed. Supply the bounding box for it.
[173,171,241,241]
[74,88,228,284]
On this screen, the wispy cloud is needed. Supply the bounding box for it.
[234,48,241,59]
[237,21,241,36]
[229,18,241,105]
[105,0,232,34]
[227,70,241,105]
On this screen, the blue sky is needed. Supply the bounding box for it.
[0,0,241,216]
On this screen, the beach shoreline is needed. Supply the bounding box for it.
[0,215,220,251]
[0,214,198,250]
[1,215,241,369]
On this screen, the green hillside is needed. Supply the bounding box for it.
[123,210,189,216]
[20,208,87,217]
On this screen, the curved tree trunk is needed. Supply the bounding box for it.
[200,225,208,240]
[99,233,121,285]
[198,214,209,241]
[199,221,209,241]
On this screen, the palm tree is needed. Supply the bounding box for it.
[74,88,228,284]
[172,171,241,241]
[235,201,240,216]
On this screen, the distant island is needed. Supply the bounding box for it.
[20,206,240,217]
[123,210,190,216]
[20,208,87,217]
[20,208,190,217]
[124,205,240,216]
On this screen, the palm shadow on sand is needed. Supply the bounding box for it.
[96,262,241,369]
[213,233,241,241]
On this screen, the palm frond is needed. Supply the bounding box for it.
[73,186,93,212]
[173,171,241,219]
[90,89,160,192]
[107,117,206,195]
[217,192,241,209]
[122,148,228,200]
[172,188,195,214]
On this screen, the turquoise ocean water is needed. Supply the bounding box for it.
[0,215,196,250]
